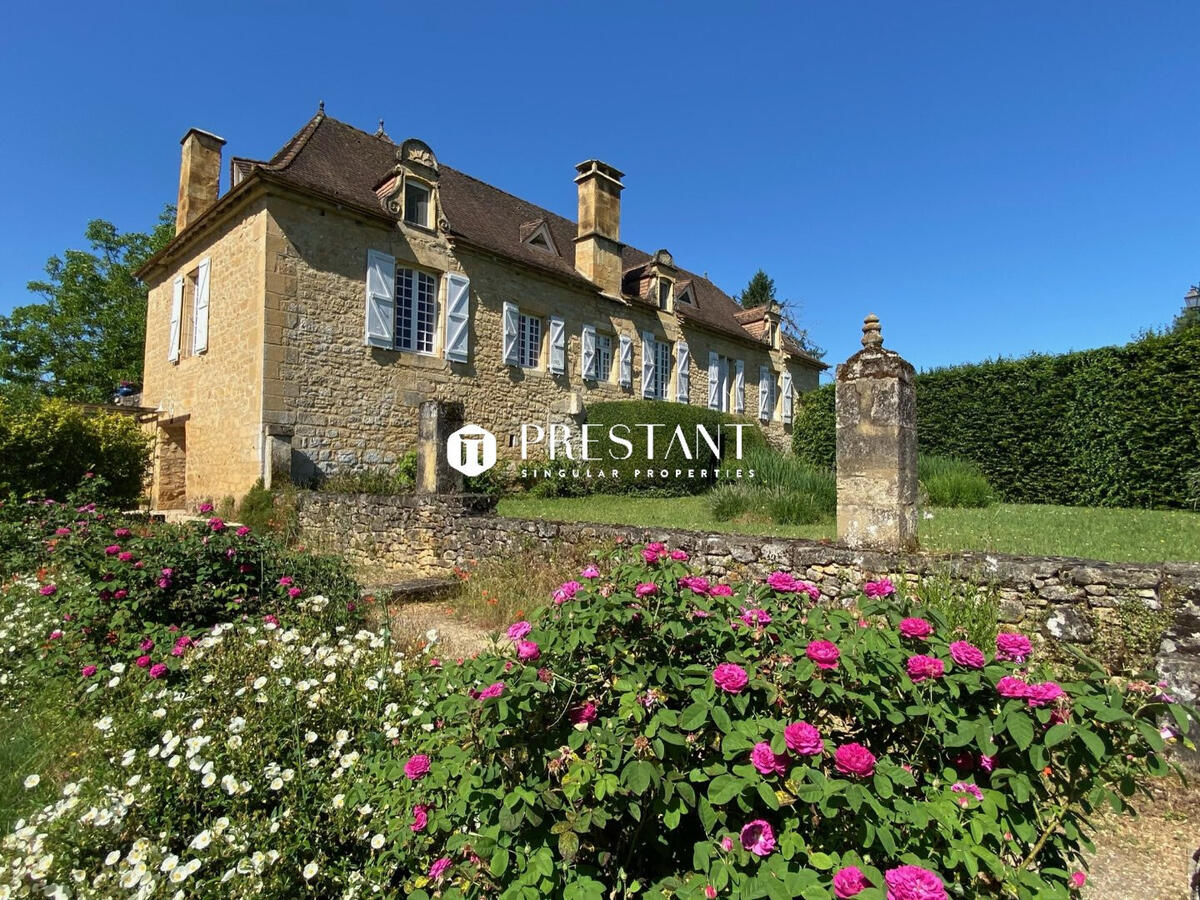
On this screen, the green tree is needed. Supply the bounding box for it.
[736,268,825,359]
[0,207,174,403]
[737,268,776,309]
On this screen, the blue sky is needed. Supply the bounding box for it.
[1,1,1196,375]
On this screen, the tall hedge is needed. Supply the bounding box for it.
[792,327,1200,508]
[0,397,151,505]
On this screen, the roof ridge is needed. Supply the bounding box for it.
[265,113,328,172]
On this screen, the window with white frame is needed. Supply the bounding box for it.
[518,313,542,368]
[595,334,613,381]
[395,268,437,353]
[403,180,432,228]
[652,339,671,399]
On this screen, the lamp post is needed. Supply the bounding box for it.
[1186,285,1200,313]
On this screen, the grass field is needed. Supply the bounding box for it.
[497,495,1200,564]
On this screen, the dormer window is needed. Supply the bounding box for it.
[403,180,432,228]
[520,220,559,255]
[676,286,693,306]
[658,279,673,311]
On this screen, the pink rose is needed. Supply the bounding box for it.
[1025,681,1065,708]
[104,545,121,555]
[198,502,214,513]
[784,721,823,756]
[208,517,225,532]
[118,551,134,563]
[766,571,798,592]
[899,617,933,639]
[739,819,775,857]
[81,664,97,678]
[1070,871,1086,889]
[705,887,718,899]
[951,782,984,802]
[806,640,840,670]
[907,654,945,683]
[679,575,710,595]
[671,549,689,561]
[39,584,57,596]
[833,866,870,898]
[834,743,876,778]
[139,638,154,651]
[278,576,294,586]
[404,754,431,780]
[410,804,429,832]
[712,663,749,693]
[580,565,600,579]
[148,663,168,679]
[428,857,451,881]
[720,836,733,852]
[997,675,1029,699]
[864,577,896,598]
[884,865,946,900]
[634,582,658,598]
[996,632,1032,663]
[516,640,540,661]
[54,527,71,536]
[750,742,788,776]
[739,607,771,627]
[553,580,582,604]
[506,621,532,641]
[135,655,151,668]
[978,754,996,772]
[949,641,985,669]
[478,681,505,700]
[287,587,302,599]
[569,702,598,726]
[710,584,734,597]
[48,630,63,640]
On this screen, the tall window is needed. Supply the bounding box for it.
[518,313,542,368]
[596,334,613,381]
[651,339,671,399]
[403,180,432,228]
[396,268,437,353]
[658,279,672,310]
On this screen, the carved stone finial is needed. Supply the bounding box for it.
[862,313,883,349]
[376,118,386,137]
[317,100,325,115]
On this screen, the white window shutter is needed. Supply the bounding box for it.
[364,250,396,348]
[581,325,596,380]
[641,332,655,398]
[781,371,794,424]
[735,360,745,413]
[549,316,566,374]
[619,334,633,387]
[758,365,771,420]
[502,302,519,365]
[676,341,690,403]
[443,273,471,363]
[168,277,183,362]
[707,351,719,410]
[192,258,211,355]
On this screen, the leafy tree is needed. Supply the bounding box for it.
[736,268,825,359]
[0,207,174,403]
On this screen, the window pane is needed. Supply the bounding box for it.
[395,269,414,349]
[518,314,540,368]
[404,181,430,227]
[415,272,436,353]
[596,335,612,380]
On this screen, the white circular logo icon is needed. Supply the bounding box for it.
[446,424,497,477]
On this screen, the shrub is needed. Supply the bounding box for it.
[710,483,756,521]
[0,397,150,506]
[318,451,418,495]
[362,549,1192,898]
[708,448,835,526]
[765,486,831,525]
[918,455,994,508]
[914,572,1001,649]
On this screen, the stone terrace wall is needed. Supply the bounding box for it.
[296,492,1200,711]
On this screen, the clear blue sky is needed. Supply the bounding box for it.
[1,1,1196,375]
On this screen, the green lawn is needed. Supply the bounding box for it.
[497,495,1200,564]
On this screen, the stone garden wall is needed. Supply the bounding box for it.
[296,491,1200,714]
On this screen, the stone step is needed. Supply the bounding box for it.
[361,577,461,606]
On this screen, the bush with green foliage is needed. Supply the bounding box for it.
[0,398,150,506]
[918,456,994,509]
[793,326,1200,509]
[709,447,835,526]
[360,547,1190,898]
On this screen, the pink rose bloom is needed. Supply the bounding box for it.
[580,565,601,579]
[410,804,429,832]
[710,584,733,597]
[198,502,214,513]
[478,681,505,700]
[739,819,776,857]
[671,549,689,561]
[1070,871,1086,889]
[278,576,294,586]
[1025,681,1065,708]
[104,544,121,555]
[949,641,985,669]
[171,645,185,657]
[834,743,877,778]
[135,655,151,668]
[113,528,131,538]
[720,836,733,852]
[553,580,583,605]
[569,702,598,726]
[997,675,1029,699]
[799,581,821,601]
[907,654,945,683]
[516,640,540,661]
[739,607,772,627]
[784,721,823,756]
[404,754,431,780]
[750,742,788,776]
[118,551,134,563]
[679,575,710,595]
[81,664,97,678]
[113,589,127,600]
[864,578,896,598]
[705,887,718,899]
[899,617,933,639]
[157,577,172,590]
[428,857,451,881]
[236,525,251,537]
[54,527,71,537]
[287,587,302,599]
[140,638,154,651]
[834,866,870,898]
[807,640,840,670]
[996,632,1032,663]
[646,541,666,554]
[263,614,280,626]
[506,621,533,641]
[691,609,711,619]
[951,781,984,801]
[766,571,798,592]
[148,663,168,679]
[49,629,63,640]
[641,548,662,564]
[884,865,946,900]
[634,582,658,598]
[978,754,996,772]
[208,517,225,532]
[39,584,57,596]
[712,662,749,693]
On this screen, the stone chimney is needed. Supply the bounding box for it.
[574,160,624,296]
[176,128,226,234]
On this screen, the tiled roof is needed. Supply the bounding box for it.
[222,114,825,368]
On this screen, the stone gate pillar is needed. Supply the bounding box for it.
[416,400,464,494]
[836,314,918,551]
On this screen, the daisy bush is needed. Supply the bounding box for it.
[362,545,1192,899]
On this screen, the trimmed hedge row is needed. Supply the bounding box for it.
[793,327,1200,508]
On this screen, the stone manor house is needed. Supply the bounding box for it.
[137,109,825,509]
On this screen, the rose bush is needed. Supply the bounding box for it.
[361,543,1191,899]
